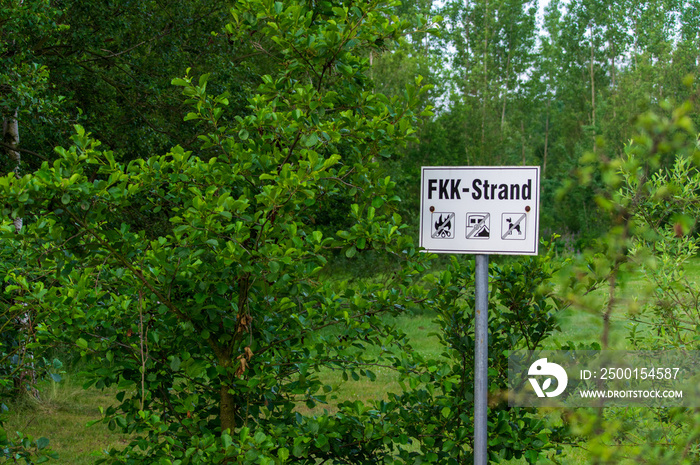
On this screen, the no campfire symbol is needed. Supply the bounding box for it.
[431,212,455,239]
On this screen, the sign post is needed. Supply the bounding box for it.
[419,166,540,464]
[474,253,489,465]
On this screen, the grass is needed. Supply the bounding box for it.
[549,305,630,349]
[297,312,442,416]
[5,256,699,463]
[4,375,131,464]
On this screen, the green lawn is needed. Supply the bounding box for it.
[4,376,131,464]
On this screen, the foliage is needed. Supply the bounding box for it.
[1,1,67,462]
[3,1,441,463]
[0,0,66,121]
[4,0,700,462]
[381,238,568,464]
[625,153,700,350]
[559,97,700,463]
[403,0,700,237]
[2,0,244,167]
[0,428,57,464]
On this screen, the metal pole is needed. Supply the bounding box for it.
[474,254,489,465]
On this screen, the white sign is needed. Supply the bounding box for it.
[419,166,540,255]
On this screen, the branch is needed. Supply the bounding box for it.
[317,2,373,92]
[279,130,303,168]
[0,141,48,161]
[79,37,156,63]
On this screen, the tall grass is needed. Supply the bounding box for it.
[5,375,131,464]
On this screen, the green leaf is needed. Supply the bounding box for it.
[216,282,229,295]
[304,133,318,147]
[61,193,70,205]
[525,450,539,463]
[442,440,455,452]
[76,338,88,349]
[198,73,211,87]
[36,437,50,450]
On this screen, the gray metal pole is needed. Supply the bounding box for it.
[474,254,489,465]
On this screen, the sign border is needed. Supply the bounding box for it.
[419,166,540,255]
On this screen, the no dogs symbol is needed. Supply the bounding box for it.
[501,213,526,240]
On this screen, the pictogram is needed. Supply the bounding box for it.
[431,212,455,239]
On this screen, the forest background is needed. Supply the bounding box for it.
[5,0,700,236]
[2,0,700,463]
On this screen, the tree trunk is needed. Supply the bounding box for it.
[521,120,526,165]
[463,6,471,165]
[3,111,37,397]
[500,22,514,137]
[611,42,616,119]
[3,111,22,233]
[465,120,470,165]
[481,0,489,157]
[543,98,550,177]
[220,377,237,433]
[2,112,20,165]
[501,50,512,134]
[589,24,596,152]
[216,272,253,434]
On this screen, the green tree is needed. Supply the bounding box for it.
[383,241,569,464]
[1,1,65,461]
[437,0,537,165]
[4,1,440,462]
[559,95,700,464]
[1,0,66,214]
[2,0,281,171]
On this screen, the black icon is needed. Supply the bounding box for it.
[466,213,490,239]
[432,212,455,239]
[502,213,526,240]
[506,217,521,235]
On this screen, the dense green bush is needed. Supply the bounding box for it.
[3,1,443,463]
[559,98,700,464]
[380,238,569,464]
